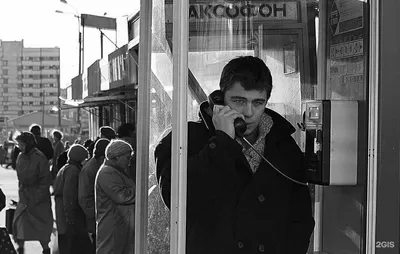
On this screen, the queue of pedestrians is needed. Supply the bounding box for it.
[4,123,136,254]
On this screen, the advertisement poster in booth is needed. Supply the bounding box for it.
[320,0,368,253]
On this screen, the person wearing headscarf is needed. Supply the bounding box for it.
[78,138,110,253]
[95,140,135,254]
[12,132,53,254]
[53,144,92,254]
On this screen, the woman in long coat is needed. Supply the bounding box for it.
[95,139,135,254]
[12,132,53,254]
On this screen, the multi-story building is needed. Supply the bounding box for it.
[0,40,60,128]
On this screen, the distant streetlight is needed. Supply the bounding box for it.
[60,0,79,15]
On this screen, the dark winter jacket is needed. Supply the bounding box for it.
[78,156,105,234]
[53,161,87,235]
[87,137,99,158]
[57,150,69,172]
[155,108,315,254]
[35,136,54,161]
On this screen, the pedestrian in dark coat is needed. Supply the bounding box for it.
[12,132,53,254]
[51,130,65,181]
[117,123,136,180]
[78,138,110,253]
[29,124,54,161]
[155,56,315,254]
[53,144,92,254]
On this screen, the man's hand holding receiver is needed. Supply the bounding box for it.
[212,105,244,139]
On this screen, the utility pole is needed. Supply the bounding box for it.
[78,31,82,75]
[100,30,104,59]
[76,15,84,135]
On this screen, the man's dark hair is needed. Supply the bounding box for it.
[219,56,273,100]
[29,124,42,136]
[117,123,135,138]
[52,130,63,140]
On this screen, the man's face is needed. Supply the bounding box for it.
[224,82,268,137]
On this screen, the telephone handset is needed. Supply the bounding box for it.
[207,90,247,137]
[199,90,308,186]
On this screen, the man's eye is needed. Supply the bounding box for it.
[253,101,264,107]
[233,100,245,104]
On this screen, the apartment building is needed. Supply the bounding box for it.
[0,40,60,128]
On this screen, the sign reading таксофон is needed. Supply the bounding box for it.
[165,1,299,23]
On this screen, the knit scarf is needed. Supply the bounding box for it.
[236,113,274,174]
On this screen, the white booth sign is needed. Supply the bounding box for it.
[165,1,300,23]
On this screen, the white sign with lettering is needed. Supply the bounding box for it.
[165,2,299,23]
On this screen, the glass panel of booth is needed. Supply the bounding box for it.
[144,0,321,252]
[147,0,172,253]
[146,0,200,252]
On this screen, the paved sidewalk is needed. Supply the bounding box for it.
[0,166,58,254]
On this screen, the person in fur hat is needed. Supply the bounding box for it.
[95,139,135,254]
[53,144,92,254]
[12,132,53,254]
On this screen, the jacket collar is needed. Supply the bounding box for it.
[263,108,296,141]
[67,160,83,169]
[104,159,130,177]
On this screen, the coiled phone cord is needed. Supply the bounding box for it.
[199,107,308,186]
[238,136,308,186]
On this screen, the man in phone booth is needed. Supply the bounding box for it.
[155,56,315,254]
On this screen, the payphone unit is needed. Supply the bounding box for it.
[302,100,359,185]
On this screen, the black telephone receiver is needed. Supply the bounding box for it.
[199,90,308,186]
[201,90,247,137]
